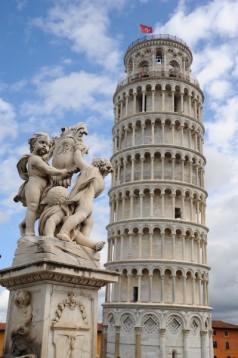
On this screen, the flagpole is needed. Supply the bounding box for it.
[137,22,140,39]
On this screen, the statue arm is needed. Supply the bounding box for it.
[73,144,89,171]
[43,136,59,161]
[43,148,53,162]
[30,156,68,176]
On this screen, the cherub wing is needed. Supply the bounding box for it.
[16,155,30,180]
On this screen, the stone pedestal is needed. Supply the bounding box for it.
[0,237,118,358]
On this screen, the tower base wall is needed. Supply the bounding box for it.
[102,305,213,358]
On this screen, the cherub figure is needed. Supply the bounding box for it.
[12,290,32,336]
[14,132,69,237]
[11,290,36,356]
[56,157,113,251]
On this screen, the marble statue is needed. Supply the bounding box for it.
[14,124,112,252]
[14,132,69,237]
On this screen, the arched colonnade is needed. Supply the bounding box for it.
[109,185,207,225]
[111,149,205,188]
[105,264,209,307]
[107,225,207,264]
[114,83,203,123]
[113,117,204,154]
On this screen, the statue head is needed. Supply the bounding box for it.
[92,158,113,176]
[14,290,31,308]
[28,132,51,154]
[61,122,88,141]
[73,122,88,138]
[68,292,76,303]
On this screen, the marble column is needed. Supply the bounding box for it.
[135,327,142,358]
[183,329,190,358]
[101,324,108,358]
[201,330,208,358]
[114,325,121,358]
[160,328,166,358]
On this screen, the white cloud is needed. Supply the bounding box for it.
[213,0,238,38]
[0,81,7,92]
[10,80,28,92]
[0,157,22,196]
[21,69,115,118]
[0,98,18,141]
[207,195,238,324]
[0,80,27,93]
[193,43,234,89]
[206,80,232,101]
[17,0,27,11]
[30,0,124,73]
[206,96,238,152]
[85,133,112,160]
[205,153,238,324]
[31,65,65,88]
[61,58,73,66]
[0,212,10,224]
[157,0,238,47]
[205,147,234,192]
[98,286,106,321]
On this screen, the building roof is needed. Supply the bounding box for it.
[212,320,238,329]
[0,323,5,330]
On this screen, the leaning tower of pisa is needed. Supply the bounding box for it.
[102,35,213,358]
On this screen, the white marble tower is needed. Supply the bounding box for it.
[102,35,213,358]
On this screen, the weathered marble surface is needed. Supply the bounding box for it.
[13,236,100,269]
[0,248,119,358]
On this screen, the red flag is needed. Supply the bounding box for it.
[140,23,153,34]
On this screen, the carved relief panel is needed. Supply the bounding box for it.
[51,292,92,358]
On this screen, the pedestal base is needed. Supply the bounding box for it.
[0,237,118,358]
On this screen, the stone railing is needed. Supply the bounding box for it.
[117,69,200,89]
[127,34,189,51]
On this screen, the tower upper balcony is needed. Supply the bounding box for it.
[117,34,200,90]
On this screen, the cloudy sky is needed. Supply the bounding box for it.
[1,0,238,324]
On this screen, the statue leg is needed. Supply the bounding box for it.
[75,216,105,251]
[19,220,26,236]
[57,211,88,242]
[24,184,42,236]
[24,202,39,236]
[80,215,94,238]
[74,215,94,247]
[43,211,65,237]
